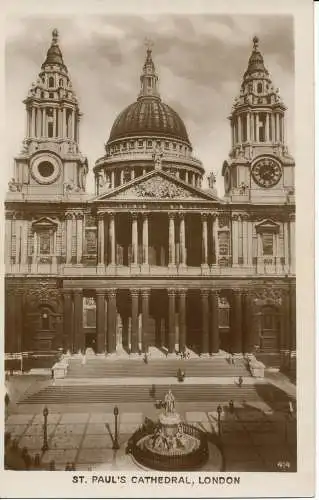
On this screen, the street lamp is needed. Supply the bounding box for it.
[42,406,49,452]
[217,405,222,437]
[112,406,120,450]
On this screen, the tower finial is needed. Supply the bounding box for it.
[253,35,259,51]
[144,37,154,52]
[52,28,59,45]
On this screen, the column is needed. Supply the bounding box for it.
[96,290,106,353]
[108,213,116,265]
[271,113,275,142]
[63,291,73,352]
[52,230,57,266]
[58,109,62,137]
[243,293,254,353]
[246,112,251,142]
[213,214,219,265]
[131,213,138,266]
[247,220,253,266]
[179,213,186,266]
[168,214,176,267]
[237,115,242,143]
[131,169,135,181]
[201,289,209,355]
[120,169,124,184]
[42,108,46,137]
[71,110,75,140]
[21,220,28,266]
[111,170,115,188]
[201,214,208,267]
[36,107,41,138]
[242,216,248,265]
[210,291,219,353]
[232,215,239,265]
[76,214,83,264]
[31,108,35,137]
[230,291,243,353]
[141,289,150,353]
[185,171,189,183]
[66,214,73,264]
[63,107,66,137]
[15,219,21,265]
[32,231,37,265]
[106,289,117,353]
[178,289,187,353]
[142,213,149,265]
[73,289,83,353]
[276,113,280,142]
[250,113,254,141]
[265,113,269,142]
[14,292,23,353]
[289,284,296,353]
[98,213,105,265]
[131,289,139,353]
[290,215,295,273]
[168,289,176,354]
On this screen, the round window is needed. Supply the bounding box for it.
[38,161,54,178]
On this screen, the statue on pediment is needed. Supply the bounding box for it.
[152,145,163,170]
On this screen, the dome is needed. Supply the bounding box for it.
[108,98,191,146]
[41,29,66,70]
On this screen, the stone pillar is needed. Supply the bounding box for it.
[109,213,116,265]
[62,107,66,138]
[178,289,187,353]
[131,289,139,353]
[243,293,254,353]
[31,108,36,137]
[71,110,75,140]
[265,113,269,142]
[65,214,73,264]
[276,113,280,142]
[250,113,255,141]
[230,291,243,354]
[290,215,295,273]
[201,214,208,268]
[213,214,219,265]
[246,112,250,142]
[76,214,83,264]
[185,171,189,183]
[32,230,37,266]
[73,289,83,353]
[242,215,248,265]
[131,169,135,181]
[14,292,24,353]
[168,214,176,267]
[232,215,239,265]
[98,213,105,265]
[120,169,124,184]
[210,291,219,353]
[271,114,275,142]
[52,230,57,266]
[142,213,149,265]
[111,170,115,188]
[237,115,242,143]
[168,289,176,354]
[131,213,138,266]
[21,220,28,266]
[96,290,106,353]
[289,284,296,352]
[179,213,186,266]
[106,289,117,353]
[247,219,253,266]
[36,107,41,137]
[63,291,73,352]
[201,289,209,355]
[141,289,150,353]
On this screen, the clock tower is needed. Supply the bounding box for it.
[222,36,295,204]
[7,29,88,201]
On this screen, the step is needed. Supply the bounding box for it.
[19,382,289,405]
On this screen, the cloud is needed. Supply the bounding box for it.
[5,14,294,196]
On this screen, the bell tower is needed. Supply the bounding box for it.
[222,36,295,204]
[7,29,88,200]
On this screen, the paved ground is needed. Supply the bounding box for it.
[4,371,297,472]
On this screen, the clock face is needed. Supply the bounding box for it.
[251,159,282,188]
[30,155,61,184]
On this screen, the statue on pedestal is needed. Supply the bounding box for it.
[164,389,176,414]
[152,145,163,170]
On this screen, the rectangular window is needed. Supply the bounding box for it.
[84,229,97,255]
[262,233,273,256]
[219,231,229,256]
[138,140,144,148]
[39,231,51,255]
[147,140,153,148]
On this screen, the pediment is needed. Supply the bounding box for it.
[32,217,58,230]
[94,170,220,202]
[255,219,280,233]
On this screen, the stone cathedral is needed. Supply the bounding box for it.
[5,31,296,372]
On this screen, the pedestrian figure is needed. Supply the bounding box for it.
[81,351,86,365]
[231,354,235,365]
[34,453,41,469]
[238,376,243,388]
[143,353,148,364]
[229,399,234,414]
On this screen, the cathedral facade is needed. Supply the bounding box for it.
[5,31,296,372]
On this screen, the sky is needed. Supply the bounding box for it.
[5,14,294,196]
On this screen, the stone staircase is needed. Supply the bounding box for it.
[19,382,290,405]
[66,356,250,379]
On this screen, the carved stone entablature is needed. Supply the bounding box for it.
[251,287,283,306]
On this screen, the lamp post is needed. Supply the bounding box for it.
[42,406,49,452]
[112,406,120,450]
[217,405,222,437]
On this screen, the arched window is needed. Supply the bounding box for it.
[48,76,54,88]
[257,82,263,93]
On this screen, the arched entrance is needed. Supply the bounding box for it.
[259,305,280,351]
